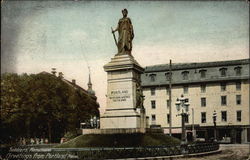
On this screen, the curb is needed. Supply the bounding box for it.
[112,149,222,160]
[184,149,222,158]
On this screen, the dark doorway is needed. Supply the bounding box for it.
[218,129,231,143]
[236,129,242,143]
[207,129,214,141]
[187,132,193,142]
[196,130,205,138]
[172,133,181,140]
[247,128,250,142]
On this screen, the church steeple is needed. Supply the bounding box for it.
[88,73,92,90]
[87,67,95,95]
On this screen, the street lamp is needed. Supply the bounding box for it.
[175,94,190,146]
[90,117,94,128]
[212,110,217,142]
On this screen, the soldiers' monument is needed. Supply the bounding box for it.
[100,9,146,132]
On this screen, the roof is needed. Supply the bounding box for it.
[141,59,250,87]
[145,59,250,72]
[62,78,97,100]
[38,71,97,100]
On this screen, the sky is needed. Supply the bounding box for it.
[1,0,249,113]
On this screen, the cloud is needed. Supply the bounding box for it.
[4,0,249,115]
[67,30,88,42]
[15,39,248,115]
[15,54,109,114]
[133,43,249,67]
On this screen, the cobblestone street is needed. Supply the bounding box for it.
[179,144,250,160]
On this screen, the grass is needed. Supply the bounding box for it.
[56,133,180,148]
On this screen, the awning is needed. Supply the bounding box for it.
[164,128,192,134]
[164,128,181,134]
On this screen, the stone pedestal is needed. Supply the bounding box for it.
[100,54,146,131]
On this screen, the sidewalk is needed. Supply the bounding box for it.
[220,143,250,150]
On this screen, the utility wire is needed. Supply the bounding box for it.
[80,40,90,70]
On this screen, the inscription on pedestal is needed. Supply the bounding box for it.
[109,90,131,102]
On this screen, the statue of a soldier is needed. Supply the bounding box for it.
[112,9,134,55]
[136,83,144,108]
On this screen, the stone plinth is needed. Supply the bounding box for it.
[100,54,146,130]
[82,128,146,135]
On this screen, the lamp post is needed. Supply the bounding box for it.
[175,94,190,147]
[212,110,217,142]
[192,108,196,141]
[90,117,94,128]
[175,95,189,145]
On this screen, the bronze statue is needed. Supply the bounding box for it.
[136,83,144,108]
[112,9,134,55]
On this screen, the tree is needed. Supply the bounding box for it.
[0,72,99,144]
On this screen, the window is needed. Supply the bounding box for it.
[221,111,227,122]
[182,71,189,80]
[200,70,207,79]
[201,97,206,107]
[183,85,188,94]
[237,110,242,122]
[201,112,206,123]
[234,66,242,76]
[149,74,156,82]
[220,68,227,77]
[151,100,156,109]
[165,72,171,81]
[151,114,156,121]
[221,96,227,106]
[151,88,156,96]
[201,84,206,93]
[185,114,189,123]
[166,87,170,95]
[167,114,170,124]
[236,82,241,91]
[236,95,241,105]
[221,82,226,91]
[166,100,170,108]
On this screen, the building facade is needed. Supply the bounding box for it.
[141,59,249,144]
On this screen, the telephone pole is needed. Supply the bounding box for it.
[169,59,172,136]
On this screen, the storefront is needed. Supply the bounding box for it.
[186,125,250,144]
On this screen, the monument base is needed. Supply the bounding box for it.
[82,128,146,135]
[100,107,146,130]
[81,127,163,135]
[100,54,146,130]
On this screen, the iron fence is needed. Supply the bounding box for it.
[1,142,219,160]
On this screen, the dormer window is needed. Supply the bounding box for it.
[234,66,242,76]
[219,68,227,77]
[182,71,189,80]
[165,72,171,81]
[149,74,156,82]
[199,69,207,79]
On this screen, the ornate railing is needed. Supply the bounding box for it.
[186,142,219,154]
[1,142,219,160]
[73,143,219,159]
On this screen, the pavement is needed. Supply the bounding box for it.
[177,144,250,160]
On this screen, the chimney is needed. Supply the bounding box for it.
[51,68,56,75]
[58,72,64,78]
[72,79,76,85]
